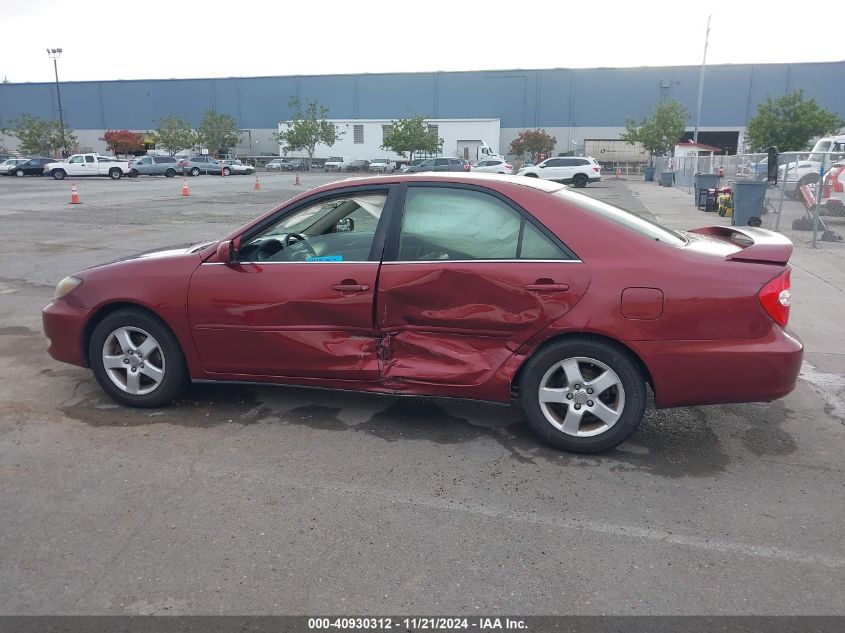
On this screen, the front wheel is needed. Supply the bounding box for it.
[109,168,122,180]
[15,169,25,177]
[222,167,231,176]
[524,173,538,178]
[89,308,189,408]
[128,169,139,178]
[52,169,66,180]
[519,338,646,453]
[572,174,588,188]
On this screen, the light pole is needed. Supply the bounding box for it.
[46,48,67,157]
[693,16,712,144]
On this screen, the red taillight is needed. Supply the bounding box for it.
[758,269,791,327]
[505,163,512,169]
[464,163,471,171]
[593,166,600,172]
[832,167,845,193]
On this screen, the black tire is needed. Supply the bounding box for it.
[748,216,763,227]
[88,308,189,408]
[524,173,538,178]
[165,168,176,178]
[15,169,25,177]
[190,167,200,177]
[519,338,646,453]
[222,167,231,176]
[573,173,589,188]
[109,168,122,180]
[128,169,139,178]
[52,169,66,180]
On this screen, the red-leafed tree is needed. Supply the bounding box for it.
[509,129,557,162]
[101,129,145,156]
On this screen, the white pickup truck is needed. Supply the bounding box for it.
[44,153,132,180]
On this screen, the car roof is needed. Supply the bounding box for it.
[326,172,566,194]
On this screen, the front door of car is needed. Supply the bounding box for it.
[187,187,394,380]
[134,157,152,175]
[540,158,566,180]
[376,184,591,392]
[432,158,451,172]
[64,155,87,176]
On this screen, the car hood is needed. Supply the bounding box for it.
[88,241,216,270]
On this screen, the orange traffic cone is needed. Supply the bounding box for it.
[294,172,301,186]
[254,174,261,190]
[615,167,621,179]
[181,178,190,197]
[69,182,81,204]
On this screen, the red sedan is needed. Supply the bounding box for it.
[42,174,802,452]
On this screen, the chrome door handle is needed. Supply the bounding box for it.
[525,283,569,292]
[331,283,370,293]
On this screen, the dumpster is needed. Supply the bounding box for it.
[659,171,674,187]
[732,181,768,227]
[695,173,720,208]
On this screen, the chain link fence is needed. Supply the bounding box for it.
[654,151,845,246]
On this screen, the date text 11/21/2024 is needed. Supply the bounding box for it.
[307,617,528,630]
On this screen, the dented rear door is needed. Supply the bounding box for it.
[376,183,590,390]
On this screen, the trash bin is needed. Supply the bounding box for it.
[644,166,656,181]
[659,171,674,187]
[732,181,769,227]
[694,173,720,207]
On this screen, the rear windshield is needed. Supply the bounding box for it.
[557,190,686,246]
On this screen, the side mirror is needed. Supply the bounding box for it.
[767,146,778,183]
[336,218,354,233]
[216,239,235,264]
[538,163,546,168]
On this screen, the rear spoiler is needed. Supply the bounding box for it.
[689,226,793,264]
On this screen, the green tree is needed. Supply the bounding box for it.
[196,111,241,158]
[508,129,557,162]
[2,114,77,157]
[745,90,843,152]
[621,100,689,165]
[380,115,443,161]
[153,116,196,156]
[273,97,341,170]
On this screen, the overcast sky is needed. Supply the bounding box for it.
[4,1,841,83]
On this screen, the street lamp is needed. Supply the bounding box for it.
[46,48,67,157]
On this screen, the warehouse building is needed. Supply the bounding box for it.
[1,62,843,158]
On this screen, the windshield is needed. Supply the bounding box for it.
[557,190,686,246]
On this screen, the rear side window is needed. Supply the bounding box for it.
[558,190,686,246]
[398,187,572,261]
[576,159,590,166]
[156,157,176,164]
[434,159,449,166]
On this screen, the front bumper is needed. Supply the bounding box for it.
[42,299,89,367]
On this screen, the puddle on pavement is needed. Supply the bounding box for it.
[60,381,743,477]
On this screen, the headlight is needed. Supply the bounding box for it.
[54,276,82,299]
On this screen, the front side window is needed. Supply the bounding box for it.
[238,192,388,263]
[68,156,84,164]
[398,187,570,261]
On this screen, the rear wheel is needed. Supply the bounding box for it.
[52,169,66,180]
[109,168,122,180]
[89,308,189,408]
[520,338,646,453]
[165,168,176,177]
[573,173,588,188]
[190,167,200,177]
[222,167,231,176]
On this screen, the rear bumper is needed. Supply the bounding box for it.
[42,300,88,367]
[627,327,803,408]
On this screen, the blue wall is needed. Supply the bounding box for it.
[1,62,842,130]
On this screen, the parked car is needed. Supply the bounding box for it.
[220,159,255,175]
[1,158,29,174]
[178,156,229,176]
[265,158,288,171]
[345,160,370,172]
[4,157,53,177]
[400,159,426,173]
[128,155,180,178]
[517,156,601,187]
[404,157,471,173]
[324,156,353,172]
[288,159,307,171]
[41,173,802,453]
[369,158,396,173]
[44,154,132,180]
[472,158,514,174]
[778,160,821,198]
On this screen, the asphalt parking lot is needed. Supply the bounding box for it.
[0,171,843,615]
